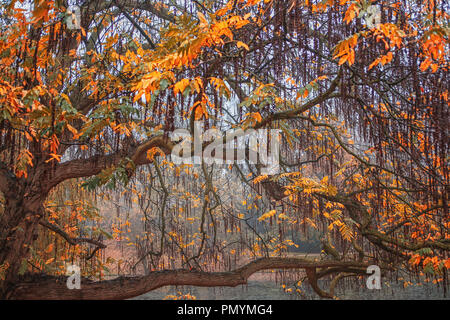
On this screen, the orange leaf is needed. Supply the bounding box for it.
[420,58,432,72]
[45,244,54,253]
[445,259,450,270]
[45,153,62,163]
[236,41,250,51]
[173,79,190,95]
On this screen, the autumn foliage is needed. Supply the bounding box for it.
[0,0,448,299]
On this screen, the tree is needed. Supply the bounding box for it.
[0,0,448,299]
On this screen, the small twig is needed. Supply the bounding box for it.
[39,219,106,249]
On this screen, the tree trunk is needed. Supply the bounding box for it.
[0,185,43,299]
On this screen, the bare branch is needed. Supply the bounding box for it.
[254,70,342,129]
[39,220,106,249]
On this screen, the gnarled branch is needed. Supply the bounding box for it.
[46,135,175,193]
[10,257,369,300]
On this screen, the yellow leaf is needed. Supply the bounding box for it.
[66,124,79,139]
[257,210,276,221]
[173,79,190,95]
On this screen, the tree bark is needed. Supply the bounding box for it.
[0,189,44,299]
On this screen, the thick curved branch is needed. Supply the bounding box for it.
[113,0,156,49]
[87,0,175,23]
[46,135,175,193]
[257,176,450,257]
[305,267,334,299]
[10,257,369,300]
[254,70,342,129]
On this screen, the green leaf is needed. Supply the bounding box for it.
[159,78,170,91]
[18,258,28,275]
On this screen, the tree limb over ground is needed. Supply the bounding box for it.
[10,257,371,300]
